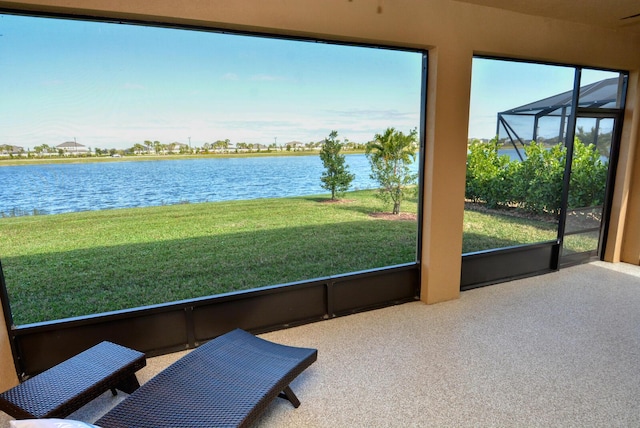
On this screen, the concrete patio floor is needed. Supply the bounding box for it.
[2,261,640,427]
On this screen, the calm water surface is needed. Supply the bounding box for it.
[1,154,417,215]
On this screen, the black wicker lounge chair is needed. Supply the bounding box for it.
[0,341,146,420]
[96,328,317,428]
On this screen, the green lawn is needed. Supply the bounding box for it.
[462,206,558,252]
[0,190,558,325]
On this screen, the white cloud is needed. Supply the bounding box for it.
[250,74,284,82]
[221,73,239,81]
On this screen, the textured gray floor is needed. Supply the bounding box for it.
[2,261,640,427]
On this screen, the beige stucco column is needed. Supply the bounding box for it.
[606,71,640,265]
[420,44,472,304]
[0,302,18,392]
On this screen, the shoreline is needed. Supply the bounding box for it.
[0,150,368,167]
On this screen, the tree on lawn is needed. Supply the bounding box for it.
[366,127,418,215]
[319,130,355,200]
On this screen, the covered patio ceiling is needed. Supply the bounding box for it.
[454,0,640,34]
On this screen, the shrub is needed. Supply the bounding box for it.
[569,141,608,208]
[465,138,512,208]
[465,138,608,215]
[512,142,565,214]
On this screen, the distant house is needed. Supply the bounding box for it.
[57,141,89,154]
[0,145,24,156]
[285,141,305,150]
[168,142,189,153]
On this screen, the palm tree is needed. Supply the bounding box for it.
[144,140,153,154]
[132,143,145,154]
[366,127,418,214]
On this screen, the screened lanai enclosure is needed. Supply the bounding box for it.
[497,76,627,160]
[462,58,628,289]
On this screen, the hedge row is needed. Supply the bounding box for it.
[465,139,608,215]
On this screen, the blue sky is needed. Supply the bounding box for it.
[0,14,423,150]
[469,58,622,140]
[0,14,624,151]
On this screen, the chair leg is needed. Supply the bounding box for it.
[115,375,141,394]
[278,386,301,408]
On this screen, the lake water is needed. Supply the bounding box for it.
[0,154,419,216]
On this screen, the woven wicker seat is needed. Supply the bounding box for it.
[96,328,317,428]
[0,341,146,419]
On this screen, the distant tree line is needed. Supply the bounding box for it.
[9,138,369,158]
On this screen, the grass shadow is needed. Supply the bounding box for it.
[3,220,418,325]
